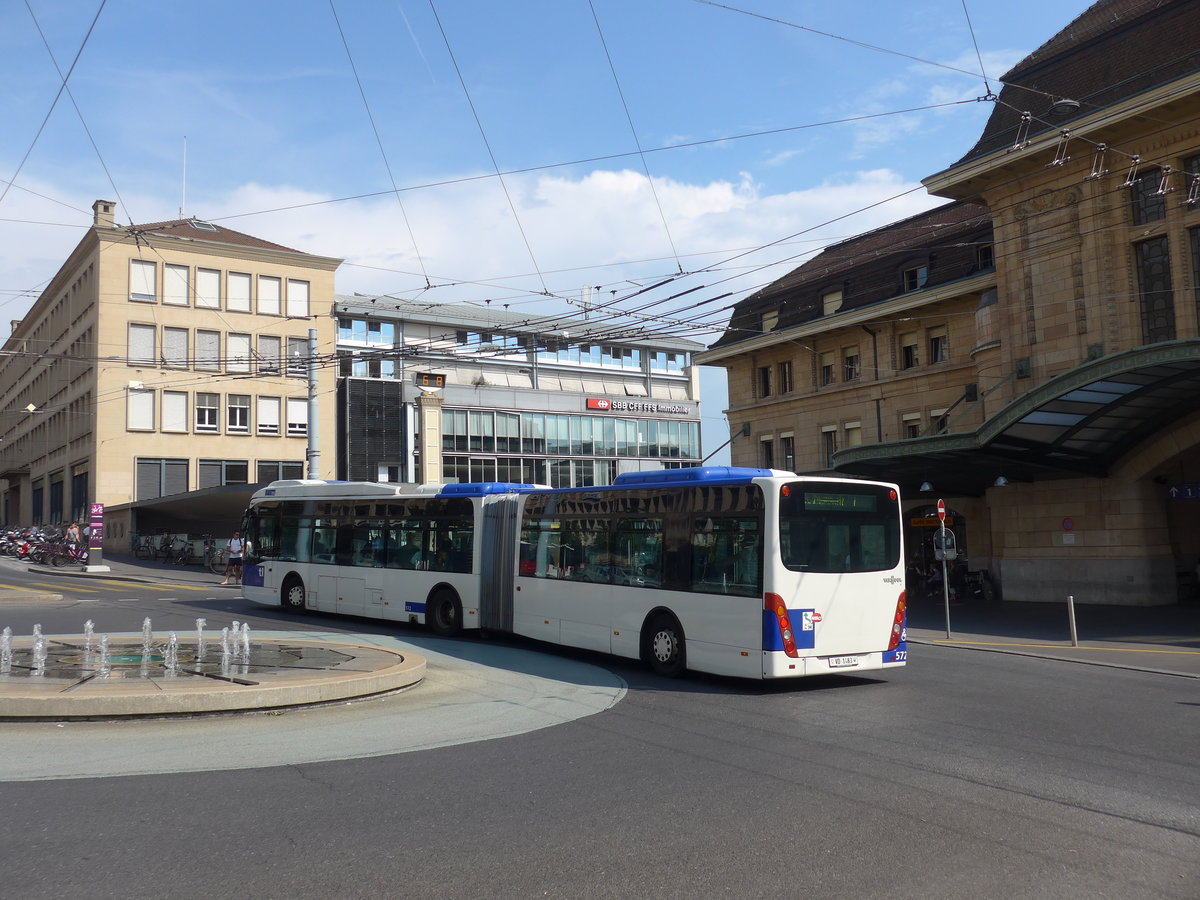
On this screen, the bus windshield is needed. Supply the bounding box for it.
[778,482,900,573]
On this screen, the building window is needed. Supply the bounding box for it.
[903,265,928,293]
[126,388,154,431]
[821,426,837,467]
[761,438,774,469]
[128,323,156,365]
[1130,168,1167,225]
[843,348,861,381]
[977,243,994,270]
[258,276,281,315]
[227,272,252,312]
[820,351,836,386]
[757,365,772,398]
[902,413,922,439]
[258,397,281,436]
[780,434,795,471]
[287,337,307,376]
[228,394,251,434]
[367,320,395,345]
[286,279,310,318]
[162,391,188,433]
[196,392,219,433]
[196,268,221,309]
[822,289,843,316]
[257,460,304,483]
[135,458,189,501]
[164,264,189,306]
[195,330,220,371]
[928,326,949,364]
[900,332,919,369]
[1136,236,1176,343]
[162,327,188,368]
[286,398,308,437]
[844,422,862,448]
[258,335,281,375]
[761,310,779,333]
[129,260,156,303]
[228,333,252,373]
[199,459,249,489]
[931,409,949,434]
[777,360,794,394]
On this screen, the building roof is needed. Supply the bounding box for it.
[336,294,705,352]
[707,201,990,351]
[951,0,1197,165]
[127,216,306,255]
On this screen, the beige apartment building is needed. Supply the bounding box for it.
[0,200,340,549]
[699,0,1200,605]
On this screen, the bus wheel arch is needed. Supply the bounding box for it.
[427,586,463,636]
[281,573,308,613]
[641,610,686,678]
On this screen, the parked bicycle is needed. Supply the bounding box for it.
[201,535,225,574]
[132,533,155,560]
[48,540,89,568]
[173,537,194,566]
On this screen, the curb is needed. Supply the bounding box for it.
[907,634,1200,679]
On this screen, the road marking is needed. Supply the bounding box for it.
[28,581,100,594]
[932,639,1200,656]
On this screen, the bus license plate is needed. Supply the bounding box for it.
[828,656,860,668]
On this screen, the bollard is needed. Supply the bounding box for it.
[1067,594,1079,646]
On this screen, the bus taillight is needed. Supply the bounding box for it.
[764,592,799,658]
[887,591,907,651]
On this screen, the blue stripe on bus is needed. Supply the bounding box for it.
[244,565,264,587]
[436,482,541,497]
[762,608,817,651]
[404,601,427,614]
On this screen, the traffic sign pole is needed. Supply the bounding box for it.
[938,499,951,638]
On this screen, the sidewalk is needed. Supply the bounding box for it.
[907,597,1200,678]
[28,552,235,587]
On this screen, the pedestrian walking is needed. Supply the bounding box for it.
[223,530,244,585]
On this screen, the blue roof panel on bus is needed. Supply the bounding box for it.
[611,467,775,488]
[437,482,540,497]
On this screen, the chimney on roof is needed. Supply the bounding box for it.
[11,320,23,336]
[92,199,116,228]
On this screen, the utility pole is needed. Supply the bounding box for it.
[307,328,319,479]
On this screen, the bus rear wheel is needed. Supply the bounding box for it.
[427,589,463,636]
[643,614,686,678]
[281,576,307,613]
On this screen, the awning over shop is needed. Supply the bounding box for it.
[832,341,1200,496]
[106,483,262,535]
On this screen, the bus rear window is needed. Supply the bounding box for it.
[779,483,899,573]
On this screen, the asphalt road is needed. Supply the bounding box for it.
[0,564,1197,899]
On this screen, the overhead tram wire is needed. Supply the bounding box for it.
[0,0,108,211]
[589,0,685,275]
[25,0,133,225]
[426,0,554,299]
[328,0,433,291]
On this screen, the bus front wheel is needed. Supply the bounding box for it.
[427,589,463,636]
[643,614,686,678]
[281,576,307,613]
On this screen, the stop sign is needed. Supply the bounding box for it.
[937,499,946,523]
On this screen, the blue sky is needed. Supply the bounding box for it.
[0,0,1090,460]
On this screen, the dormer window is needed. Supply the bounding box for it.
[822,289,843,316]
[761,310,779,333]
[903,265,928,293]
[189,220,218,232]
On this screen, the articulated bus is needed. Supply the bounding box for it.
[240,467,907,680]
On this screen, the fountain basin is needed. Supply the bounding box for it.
[0,634,426,718]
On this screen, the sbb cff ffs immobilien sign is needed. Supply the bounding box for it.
[587,399,611,410]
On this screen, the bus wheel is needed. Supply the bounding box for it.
[427,589,463,636]
[281,576,307,613]
[643,614,686,678]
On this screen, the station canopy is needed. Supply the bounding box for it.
[832,341,1200,497]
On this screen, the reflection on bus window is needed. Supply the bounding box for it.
[691,517,760,596]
